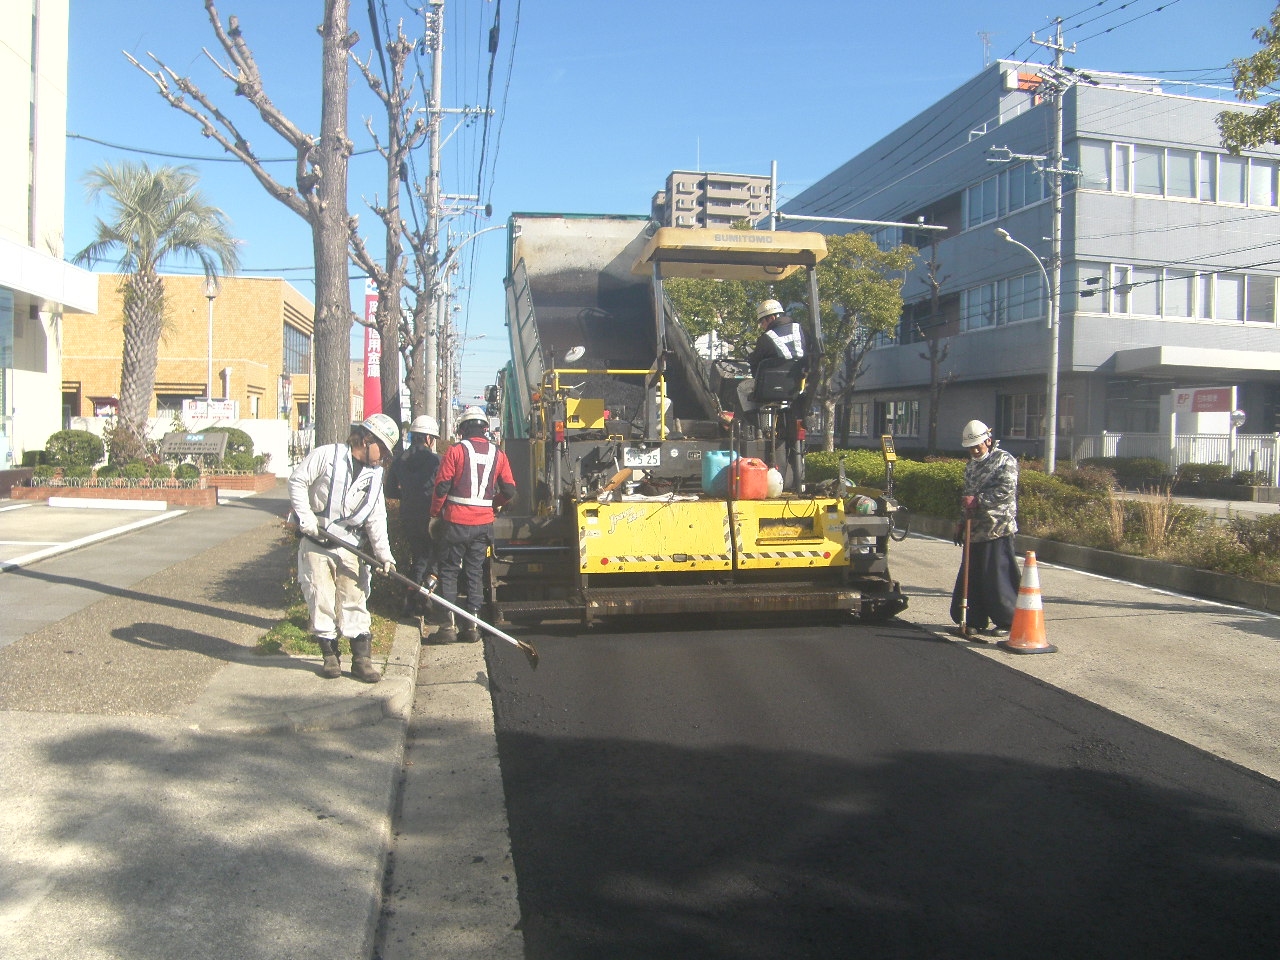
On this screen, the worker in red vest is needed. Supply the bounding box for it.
[428,406,517,642]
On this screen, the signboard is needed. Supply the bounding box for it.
[1172,387,1233,414]
[160,431,229,458]
[183,399,238,420]
[363,282,381,417]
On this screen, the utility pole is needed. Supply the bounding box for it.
[988,19,1079,473]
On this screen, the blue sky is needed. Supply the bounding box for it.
[65,0,1276,402]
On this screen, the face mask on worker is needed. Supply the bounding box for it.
[970,442,991,462]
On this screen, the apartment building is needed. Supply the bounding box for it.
[783,61,1280,461]
[0,0,97,467]
[63,274,314,429]
[652,170,772,228]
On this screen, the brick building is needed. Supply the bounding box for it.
[63,274,314,429]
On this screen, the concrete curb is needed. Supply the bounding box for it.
[909,512,1280,614]
[191,625,422,735]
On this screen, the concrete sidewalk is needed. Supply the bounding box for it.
[0,487,515,960]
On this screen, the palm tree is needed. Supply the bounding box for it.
[74,162,239,462]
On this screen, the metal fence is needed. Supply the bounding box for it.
[1072,432,1280,483]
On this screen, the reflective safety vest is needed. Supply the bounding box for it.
[445,439,498,507]
[320,447,383,546]
[766,322,805,360]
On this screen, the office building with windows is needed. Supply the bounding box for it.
[63,274,314,430]
[652,170,773,228]
[783,61,1280,460]
[0,0,97,468]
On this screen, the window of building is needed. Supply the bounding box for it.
[1114,143,1132,192]
[964,161,1042,229]
[1164,269,1194,317]
[1251,159,1278,207]
[1166,149,1196,198]
[1131,266,1162,315]
[1111,264,1132,314]
[1079,140,1110,189]
[1220,155,1247,204]
[283,324,311,376]
[1199,152,1217,201]
[847,402,870,438]
[998,392,1045,439]
[1247,275,1276,323]
[1216,273,1244,321]
[1134,145,1164,195]
[885,400,919,438]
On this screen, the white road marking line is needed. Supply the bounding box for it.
[0,510,186,572]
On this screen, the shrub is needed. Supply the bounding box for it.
[1176,462,1231,484]
[32,464,55,479]
[201,426,254,459]
[148,463,173,480]
[21,449,47,467]
[222,451,257,472]
[1053,463,1116,495]
[65,465,93,480]
[44,429,105,467]
[1228,513,1280,557]
[1231,469,1270,486]
[1080,456,1171,489]
[121,460,149,479]
[96,464,120,479]
[175,462,201,480]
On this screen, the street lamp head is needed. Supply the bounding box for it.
[994,227,1011,241]
[203,276,220,300]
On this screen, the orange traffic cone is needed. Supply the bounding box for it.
[998,551,1057,655]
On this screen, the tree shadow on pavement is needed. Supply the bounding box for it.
[3,714,405,960]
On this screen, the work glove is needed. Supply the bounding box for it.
[298,515,319,538]
[961,495,978,514]
[378,558,396,576]
[429,516,445,540]
[952,523,964,547]
[423,573,439,594]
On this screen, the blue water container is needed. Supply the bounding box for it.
[702,449,738,495]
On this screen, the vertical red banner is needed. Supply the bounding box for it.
[363,283,381,418]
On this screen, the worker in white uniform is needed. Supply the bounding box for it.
[288,413,399,682]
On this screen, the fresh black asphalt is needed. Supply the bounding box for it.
[485,614,1280,960]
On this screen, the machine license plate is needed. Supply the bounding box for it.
[623,447,661,468]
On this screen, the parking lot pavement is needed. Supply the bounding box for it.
[0,501,184,569]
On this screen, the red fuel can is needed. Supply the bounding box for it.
[729,457,769,500]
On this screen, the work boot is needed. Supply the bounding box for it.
[316,637,342,679]
[457,616,481,643]
[349,633,382,683]
[433,624,458,644]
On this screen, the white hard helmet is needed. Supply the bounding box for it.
[458,405,489,430]
[409,414,439,437]
[960,419,992,447]
[756,299,785,322]
[361,412,400,453]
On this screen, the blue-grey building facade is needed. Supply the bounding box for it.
[783,61,1280,459]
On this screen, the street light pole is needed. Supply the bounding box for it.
[203,277,219,413]
[995,227,1057,471]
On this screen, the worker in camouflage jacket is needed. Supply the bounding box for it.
[950,419,1022,638]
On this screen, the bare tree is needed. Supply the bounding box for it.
[349,17,426,423]
[127,0,358,446]
[917,245,953,452]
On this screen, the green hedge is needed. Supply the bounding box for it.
[1079,456,1171,488]
[44,430,104,468]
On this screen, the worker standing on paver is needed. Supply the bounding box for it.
[950,419,1022,638]
[429,406,517,643]
[289,414,399,681]
[386,414,442,631]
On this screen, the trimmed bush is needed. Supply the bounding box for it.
[21,449,47,467]
[1231,469,1269,486]
[65,465,93,480]
[121,461,149,479]
[33,464,55,479]
[1176,462,1231,484]
[201,426,254,459]
[175,463,201,480]
[148,463,173,480]
[96,464,120,479]
[1080,456,1171,489]
[44,429,105,468]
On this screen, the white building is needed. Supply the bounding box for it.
[0,0,97,469]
